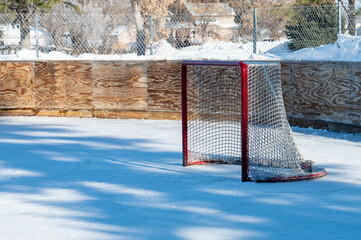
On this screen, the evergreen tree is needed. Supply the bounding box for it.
[285,0,339,51]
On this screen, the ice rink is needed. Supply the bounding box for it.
[0,116,360,240]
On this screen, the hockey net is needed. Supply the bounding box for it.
[181,61,327,182]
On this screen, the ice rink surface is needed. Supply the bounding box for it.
[0,116,360,240]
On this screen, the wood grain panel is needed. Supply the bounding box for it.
[63,110,94,118]
[0,62,17,108]
[92,62,147,111]
[331,63,353,107]
[348,63,361,125]
[0,62,34,109]
[350,64,361,109]
[0,109,35,116]
[64,62,93,110]
[148,111,182,120]
[281,62,296,117]
[52,62,68,109]
[36,109,62,117]
[147,61,182,112]
[329,63,353,123]
[35,62,56,109]
[94,110,147,119]
[293,63,331,119]
[348,109,361,125]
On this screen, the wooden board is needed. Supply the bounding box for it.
[147,61,182,112]
[52,62,68,109]
[94,110,147,119]
[148,111,181,120]
[290,63,332,120]
[348,63,361,124]
[64,62,93,110]
[280,62,296,117]
[35,62,56,109]
[0,62,35,109]
[0,109,35,116]
[329,63,354,124]
[92,62,147,111]
[35,62,93,111]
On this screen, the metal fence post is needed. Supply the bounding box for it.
[35,13,39,58]
[253,8,257,54]
[150,15,154,55]
[337,2,342,35]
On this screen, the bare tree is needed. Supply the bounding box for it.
[130,0,145,55]
[130,0,175,55]
[43,0,132,54]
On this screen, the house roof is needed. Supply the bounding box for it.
[184,2,235,16]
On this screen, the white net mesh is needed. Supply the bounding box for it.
[247,64,305,181]
[186,65,243,164]
[183,61,326,182]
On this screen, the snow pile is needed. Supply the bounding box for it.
[17,49,76,61]
[274,35,361,61]
[1,34,361,61]
[152,40,180,58]
[151,40,252,60]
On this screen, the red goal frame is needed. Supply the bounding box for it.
[181,60,327,183]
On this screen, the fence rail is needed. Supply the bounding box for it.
[0,4,358,60]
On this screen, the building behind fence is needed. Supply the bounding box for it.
[0,3,359,59]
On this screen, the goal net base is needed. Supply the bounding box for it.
[250,165,327,182]
[187,151,327,182]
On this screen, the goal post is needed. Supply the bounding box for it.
[181,60,327,182]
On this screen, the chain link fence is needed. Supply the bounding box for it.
[0,3,359,60]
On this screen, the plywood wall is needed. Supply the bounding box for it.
[281,61,361,132]
[0,60,182,119]
[0,60,360,132]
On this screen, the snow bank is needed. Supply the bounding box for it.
[1,35,361,62]
[273,35,361,62]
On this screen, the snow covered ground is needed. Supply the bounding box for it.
[0,116,360,240]
[2,34,361,62]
